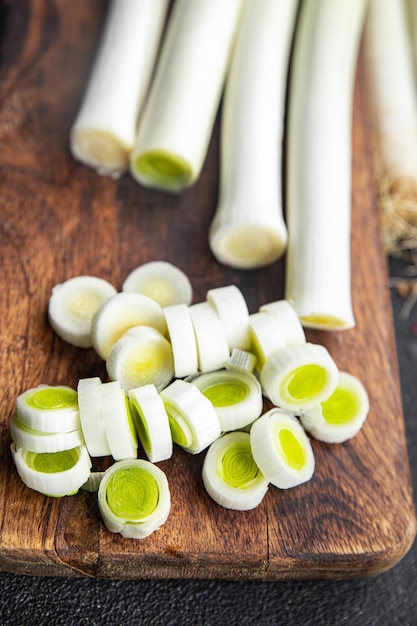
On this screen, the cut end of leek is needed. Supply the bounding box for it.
[130,150,194,193]
[298,312,355,331]
[209,223,287,269]
[70,128,130,179]
[98,459,171,539]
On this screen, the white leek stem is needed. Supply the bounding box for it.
[285,0,368,330]
[209,0,298,269]
[70,0,169,178]
[364,0,417,257]
[130,0,243,192]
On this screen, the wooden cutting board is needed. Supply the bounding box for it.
[0,1,415,580]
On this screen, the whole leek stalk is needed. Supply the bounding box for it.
[70,0,169,178]
[130,0,244,193]
[209,0,299,269]
[284,0,369,330]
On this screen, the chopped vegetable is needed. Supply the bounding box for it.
[163,303,199,379]
[206,285,251,351]
[98,459,171,538]
[160,379,221,454]
[191,369,262,432]
[11,443,91,498]
[248,311,287,372]
[129,0,244,192]
[284,0,368,330]
[202,432,268,510]
[300,371,370,443]
[16,385,80,433]
[10,414,84,454]
[122,261,193,307]
[48,276,117,348]
[91,292,167,360]
[188,301,230,373]
[99,380,138,460]
[106,325,174,392]
[209,0,298,269]
[129,384,173,463]
[260,343,339,412]
[69,0,169,178]
[250,409,315,489]
[77,377,111,458]
[225,348,257,375]
[259,300,306,347]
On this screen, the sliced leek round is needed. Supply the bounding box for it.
[160,379,221,454]
[260,343,339,412]
[81,471,106,493]
[99,381,138,461]
[122,261,193,307]
[11,442,91,497]
[91,292,167,360]
[77,377,111,458]
[250,408,315,489]
[106,325,174,392]
[98,458,171,539]
[249,311,287,371]
[206,285,251,351]
[129,384,173,463]
[16,385,80,433]
[259,300,306,346]
[10,413,84,454]
[300,371,370,443]
[163,303,199,378]
[188,301,230,373]
[191,370,262,432]
[48,275,117,348]
[225,348,257,374]
[202,431,268,510]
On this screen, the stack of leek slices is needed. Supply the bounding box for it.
[11,261,370,535]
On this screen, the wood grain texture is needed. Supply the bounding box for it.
[0,0,415,580]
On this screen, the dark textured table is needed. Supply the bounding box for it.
[0,255,415,626]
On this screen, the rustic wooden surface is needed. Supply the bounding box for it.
[0,0,415,580]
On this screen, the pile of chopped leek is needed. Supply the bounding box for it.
[10,262,370,537]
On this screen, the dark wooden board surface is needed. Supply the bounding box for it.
[0,0,415,580]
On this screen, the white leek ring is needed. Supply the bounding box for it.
[10,414,84,454]
[77,377,111,458]
[98,459,171,539]
[206,285,251,351]
[191,370,262,432]
[100,381,138,461]
[11,442,91,497]
[163,303,199,379]
[106,325,174,392]
[160,379,221,454]
[260,343,339,412]
[250,409,315,489]
[48,275,117,348]
[123,261,193,307]
[91,292,167,360]
[188,301,230,373]
[16,385,80,433]
[202,432,268,510]
[128,384,173,463]
[300,371,370,443]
